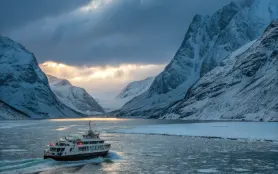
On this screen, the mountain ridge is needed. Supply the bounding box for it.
[0,35,84,119]
[117,0,278,118]
[47,74,105,115]
[161,20,278,121]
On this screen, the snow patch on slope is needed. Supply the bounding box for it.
[96,77,155,112]
[117,77,154,101]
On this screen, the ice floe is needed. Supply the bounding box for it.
[111,122,278,141]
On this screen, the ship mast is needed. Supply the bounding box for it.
[89,121,92,131]
[88,121,93,135]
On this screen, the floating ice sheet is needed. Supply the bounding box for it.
[111,122,278,141]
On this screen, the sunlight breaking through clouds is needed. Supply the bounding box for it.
[40,61,165,97]
[80,0,116,12]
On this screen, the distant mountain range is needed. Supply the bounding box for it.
[47,75,105,115]
[116,0,278,121]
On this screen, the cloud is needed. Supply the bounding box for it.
[40,61,165,97]
[3,0,232,66]
[0,0,89,32]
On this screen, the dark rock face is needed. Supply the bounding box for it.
[0,36,83,119]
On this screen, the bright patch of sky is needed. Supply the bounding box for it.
[40,61,165,98]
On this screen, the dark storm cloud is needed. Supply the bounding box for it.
[2,0,232,66]
[0,0,90,32]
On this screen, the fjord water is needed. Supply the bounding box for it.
[0,119,277,173]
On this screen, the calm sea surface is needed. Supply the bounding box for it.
[0,118,277,173]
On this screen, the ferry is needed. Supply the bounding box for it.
[44,121,111,161]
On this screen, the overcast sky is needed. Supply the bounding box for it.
[0,0,232,105]
[1,0,232,65]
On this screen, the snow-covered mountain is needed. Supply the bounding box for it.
[95,77,155,112]
[118,0,278,117]
[0,35,83,119]
[116,77,154,102]
[47,75,105,115]
[161,20,278,121]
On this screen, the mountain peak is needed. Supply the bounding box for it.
[161,20,278,121]
[118,0,278,117]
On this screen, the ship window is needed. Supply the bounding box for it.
[79,147,87,151]
[50,148,56,152]
[56,148,64,152]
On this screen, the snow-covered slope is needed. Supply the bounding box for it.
[118,0,278,117]
[0,100,30,120]
[116,77,154,103]
[0,36,83,119]
[161,20,278,121]
[95,77,155,112]
[47,75,105,115]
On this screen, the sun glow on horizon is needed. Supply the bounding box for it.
[40,61,164,80]
[40,61,165,97]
